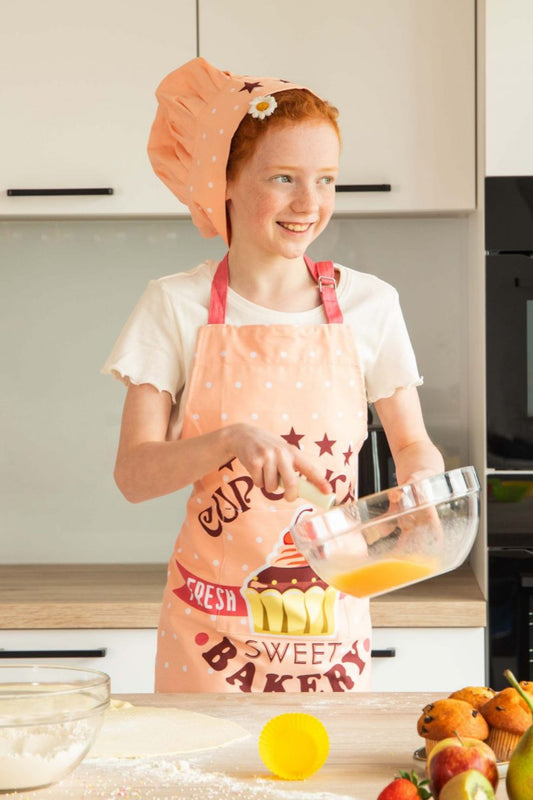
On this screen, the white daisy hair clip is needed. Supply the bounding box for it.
[248,94,278,120]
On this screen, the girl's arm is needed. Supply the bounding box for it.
[113,383,332,504]
[373,386,444,486]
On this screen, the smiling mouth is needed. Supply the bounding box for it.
[277,222,314,232]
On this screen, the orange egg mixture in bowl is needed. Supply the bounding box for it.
[291,466,480,599]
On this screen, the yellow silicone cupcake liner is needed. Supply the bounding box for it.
[258,712,330,780]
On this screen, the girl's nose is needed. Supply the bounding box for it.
[291,182,319,213]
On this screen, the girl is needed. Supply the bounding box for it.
[103,57,443,692]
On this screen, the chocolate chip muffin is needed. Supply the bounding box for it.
[417,698,489,755]
[449,686,496,711]
[480,687,532,761]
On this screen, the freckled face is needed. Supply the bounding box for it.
[225,121,340,262]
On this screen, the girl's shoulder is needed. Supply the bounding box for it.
[335,263,399,309]
[152,260,217,300]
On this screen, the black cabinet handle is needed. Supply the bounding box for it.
[7,188,114,196]
[371,648,396,658]
[514,277,533,289]
[0,649,107,658]
[336,184,391,192]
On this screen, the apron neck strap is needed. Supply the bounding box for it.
[303,255,343,324]
[208,253,343,324]
[208,254,230,325]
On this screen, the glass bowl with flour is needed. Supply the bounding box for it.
[0,665,110,792]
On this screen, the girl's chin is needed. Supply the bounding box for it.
[274,243,311,260]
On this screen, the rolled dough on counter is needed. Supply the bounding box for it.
[88,702,250,759]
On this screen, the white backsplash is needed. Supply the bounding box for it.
[1,216,469,563]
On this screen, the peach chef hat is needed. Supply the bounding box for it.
[147,57,312,244]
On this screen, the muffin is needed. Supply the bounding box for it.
[244,532,337,635]
[449,686,496,710]
[417,698,489,755]
[480,687,532,761]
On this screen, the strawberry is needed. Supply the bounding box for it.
[377,769,432,800]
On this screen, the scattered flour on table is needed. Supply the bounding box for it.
[133,759,359,799]
[46,757,362,800]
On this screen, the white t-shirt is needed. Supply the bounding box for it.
[102,260,422,440]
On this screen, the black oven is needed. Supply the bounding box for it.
[486,178,533,688]
[486,176,533,469]
[488,474,533,689]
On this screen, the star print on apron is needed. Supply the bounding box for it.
[155,254,372,693]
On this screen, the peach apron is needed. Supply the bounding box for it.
[155,255,372,692]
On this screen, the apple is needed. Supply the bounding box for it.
[426,735,499,798]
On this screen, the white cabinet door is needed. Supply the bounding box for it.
[0,630,157,693]
[199,0,475,214]
[486,0,533,175]
[1,627,485,693]
[0,1,196,217]
[371,628,486,692]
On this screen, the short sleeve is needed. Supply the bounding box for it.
[364,288,423,404]
[101,280,184,402]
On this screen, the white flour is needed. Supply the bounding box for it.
[138,759,359,799]
[0,751,361,799]
[76,757,361,800]
[0,720,93,791]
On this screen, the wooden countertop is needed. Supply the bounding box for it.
[8,692,507,799]
[0,562,485,629]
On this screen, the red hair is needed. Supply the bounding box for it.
[226,89,340,182]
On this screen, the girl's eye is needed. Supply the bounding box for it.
[273,175,291,183]
[320,176,335,185]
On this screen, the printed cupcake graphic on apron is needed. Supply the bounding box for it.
[243,516,338,637]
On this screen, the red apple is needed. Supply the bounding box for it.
[426,735,499,798]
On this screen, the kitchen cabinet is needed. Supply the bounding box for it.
[0,0,196,218]
[199,0,476,214]
[0,630,157,693]
[371,627,485,691]
[486,0,533,175]
[0,564,487,692]
[2,0,476,219]
[0,627,483,694]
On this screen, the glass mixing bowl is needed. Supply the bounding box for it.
[0,665,110,793]
[291,466,480,599]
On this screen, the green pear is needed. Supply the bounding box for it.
[504,669,533,800]
[439,769,495,799]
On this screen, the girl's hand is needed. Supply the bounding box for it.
[224,423,332,503]
[114,384,333,504]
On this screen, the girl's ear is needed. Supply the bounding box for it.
[225,206,232,245]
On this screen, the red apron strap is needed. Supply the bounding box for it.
[208,253,230,324]
[304,255,344,324]
[208,253,343,324]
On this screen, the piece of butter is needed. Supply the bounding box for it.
[279,477,336,511]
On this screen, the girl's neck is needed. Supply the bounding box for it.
[226,251,320,312]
